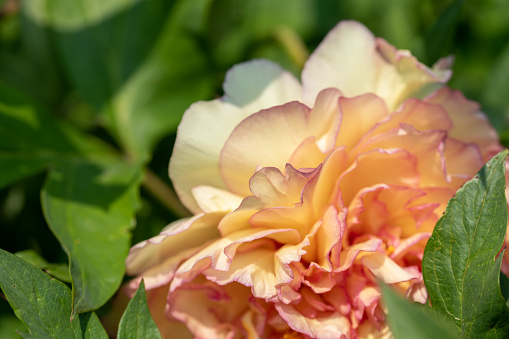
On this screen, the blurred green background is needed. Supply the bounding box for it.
[1,0,508,337]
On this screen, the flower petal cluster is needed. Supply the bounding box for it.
[126,21,502,338]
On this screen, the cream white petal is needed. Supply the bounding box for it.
[170,59,302,213]
[302,21,378,105]
[302,21,451,110]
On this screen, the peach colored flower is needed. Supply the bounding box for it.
[126,21,502,338]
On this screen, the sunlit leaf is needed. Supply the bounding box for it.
[41,160,142,317]
[422,150,509,337]
[0,248,108,338]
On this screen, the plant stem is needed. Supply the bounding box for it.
[142,168,191,218]
[274,26,309,69]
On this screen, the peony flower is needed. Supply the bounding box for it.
[126,21,502,338]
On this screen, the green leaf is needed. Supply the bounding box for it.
[422,150,509,337]
[423,0,465,64]
[0,2,65,108]
[15,250,71,283]
[14,250,49,269]
[0,315,27,339]
[208,0,315,70]
[0,83,109,189]
[482,41,509,129]
[41,159,142,317]
[117,280,161,339]
[500,272,509,308]
[32,0,214,160]
[381,284,459,339]
[0,248,108,338]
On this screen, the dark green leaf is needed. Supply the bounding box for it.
[208,0,315,70]
[422,150,509,337]
[34,0,214,160]
[423,0,465,64]
[482,41,509,129]
[0,2,64,107]
[0,248,107,338]
[44,264,72,284]
[14,250,71,283]
[117,280,161,339]
[500,271,509,308]
[41,160,142,317]
[0,315,27,339]
[0,83,110,188]
[381,284,459,339]
[14,250,49,269]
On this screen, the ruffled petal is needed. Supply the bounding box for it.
[191,186,243,213]
[220,101,312,196]
[204,237,310,301]
[425,87,502,161]
[220,89,342,196]
[361,252,420,283]
[336,94,389,151]
[145,284,193,339]
[275,303,349,339]
[240,165,313,210]
[339,149,420,205]
[126,213,223,277]
[335,239,382,271]
[169,279,252,339]
[171,227,301,290]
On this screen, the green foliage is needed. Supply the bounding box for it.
[24,0,215,161]
[422,150,509,337]
[117,280,162,339]
[0,83,106,189]
[15,250,70,282]
[0,248,108,338]
[381,284,459,339]
[42,160,142,317]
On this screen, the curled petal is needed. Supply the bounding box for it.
[339,149,420,205]
[126,213,223,277]
[204,237,310,301]
[146,284,193,339]
[425,87,502,161]
[361,252,420,283]
[335,239,382,271]
[171,227,301,290]
[276,303,349,339]
[336,94,389,151]
[220,89,343,196]
[241,164,313,210]
[169,280,252,339]
[192,186,243,213]
[391,232,432,259]
[220,101,312,196]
